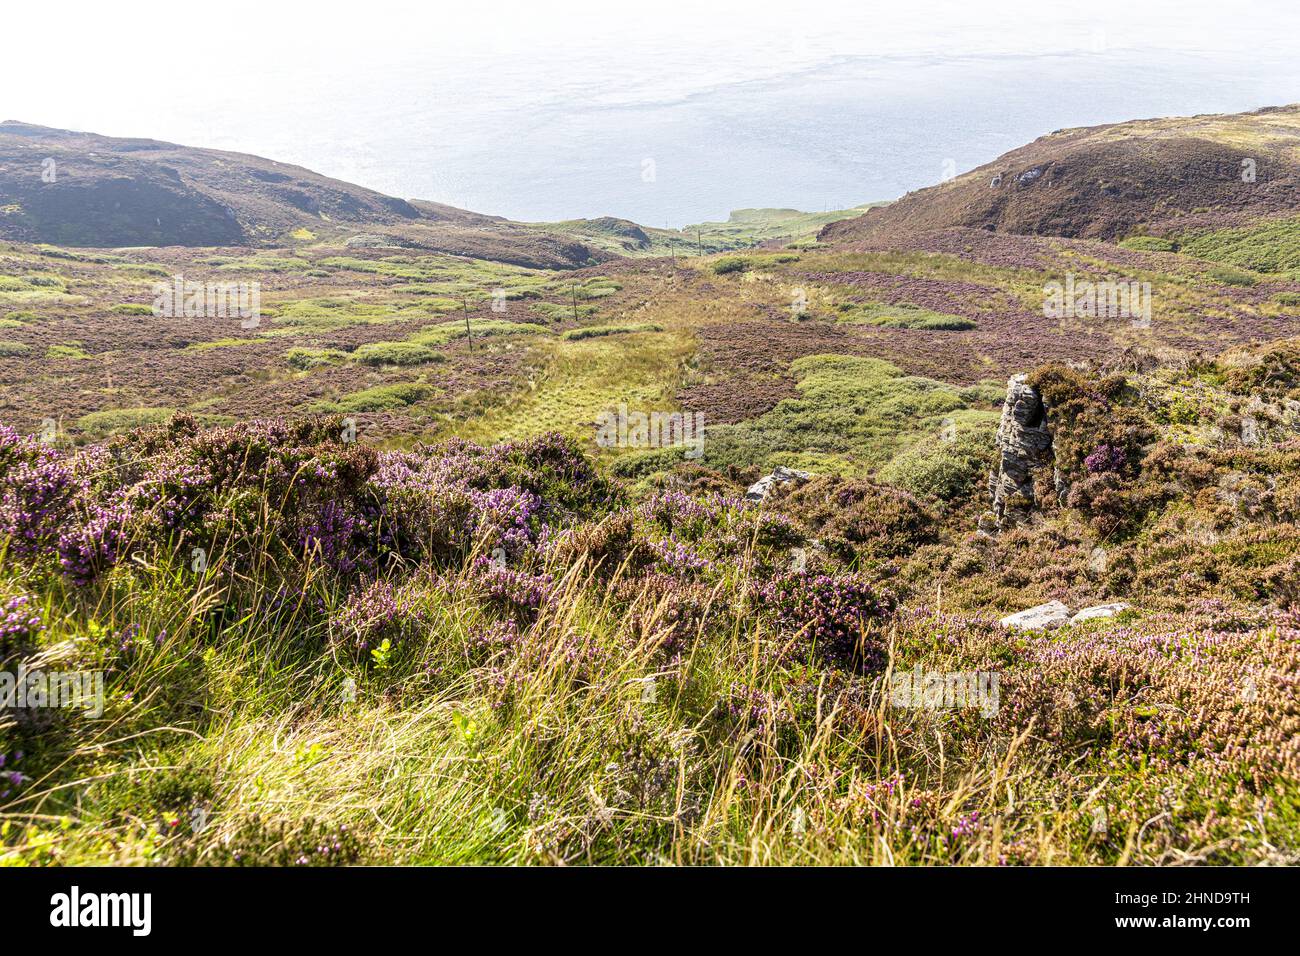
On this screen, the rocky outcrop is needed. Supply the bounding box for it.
[999,601,1072,630]
[999,600,1131,629]
[987,374,1055,527]
[1070,602,1130,624]
[746,466,812,502]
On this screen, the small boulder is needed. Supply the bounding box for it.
[745,466,812,502]
[1070,602,1130,624]
[999,600,1072,630]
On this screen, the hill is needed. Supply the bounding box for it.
[0,122,615,268]
[821,104,1300,245]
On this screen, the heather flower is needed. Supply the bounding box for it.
[759,572,895,670]
[0,594,45,660]
[470,556,554,621]
[0,452,80,556]
[468,485,544,558]
[1084,443,1127,474]
[57,500,133,584]
[329,579,421,654]
[646,536,711,574]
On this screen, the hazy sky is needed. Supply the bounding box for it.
[5,1,1300,223]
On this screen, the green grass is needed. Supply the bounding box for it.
[350,341,445,366]
[1118,235,1177,253]
[46,343,91,360]
[703,354,997,478]
[77,407,175,435]
[531,302,598,322]
[1175,216,1300,276]
[320,383,434,413]
[411,318,549,346]
[840,302,977,331]
[184,338,256,352]
[561,323,663,341]
[284,346,347,370]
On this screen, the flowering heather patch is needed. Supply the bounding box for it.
[0,453,81,558]
[0,418,614,588]
[329,579,423,655]
[990,606,1299,787]
[612,572,715,657]
[1083,443,1128,474]
[758,571,895,670]
[56,500,132,584]
[295,500,381,576]
[468,486,545,559]
[465,619,524,662]
[0,594,44,659]
[645,536,711,575]
[469,555,555,621]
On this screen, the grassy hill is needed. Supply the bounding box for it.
[822,104,1300,245]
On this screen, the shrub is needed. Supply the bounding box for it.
[330,383,432,413]
[758,571,894,670]
[350,342,443,366]
[562,323,662,341]
[846,302,976,331]
[711,257,749,275]
[1219,339,1300,398]
[878,419,996,502]
[284,347,346,370]
[775,477,934,561]
[77,407,175,436]
[110,303,154,315]
[1207,265,1258,287]
[45,344,90,360]
[412,319,548,345]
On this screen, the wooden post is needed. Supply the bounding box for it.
[463,296,472,351]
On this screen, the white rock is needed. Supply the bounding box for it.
[1070,602,1130,624]
[745,466,812,502]
[999,600,1072,630]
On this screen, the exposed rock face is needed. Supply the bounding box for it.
[1000,601,1072,630]
[746,466,812,502]
[1070,602,1130,624]
[988,374,1055,527]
